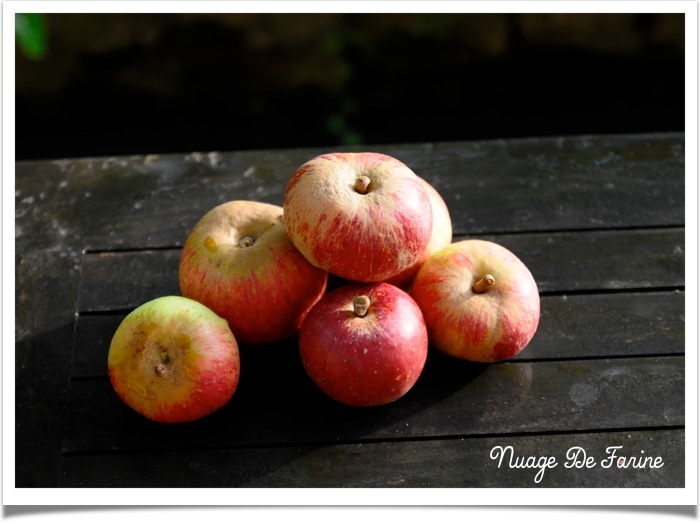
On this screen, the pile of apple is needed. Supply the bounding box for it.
[107,152,540,423]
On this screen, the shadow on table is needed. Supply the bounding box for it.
[56,318,535,488]
[15,322,77,488]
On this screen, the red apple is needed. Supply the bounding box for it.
[385,176,452,288]
[107,295,240,423]
[179,200,328,345]
[410,239,540,362]
[283,152,433,282]
[299,282,428,407]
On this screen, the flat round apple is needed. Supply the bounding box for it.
[283,152,433,282]
[299,282,428,407]
[179,200,328,345]
[107,296,240,423]
[410,239,540,362]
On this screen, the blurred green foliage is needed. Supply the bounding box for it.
[16,14,47,59]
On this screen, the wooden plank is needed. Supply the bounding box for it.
[71,315,124,378]
[16,133,684,252]
[425,134,685,235]
[69,290,685,379]
[76,249,181,313]
[526,290,685,361]
[59,428,684,488]
[15,252,81,487]
[15,133,687,491]
[61,355,684,454]
[481,227,684,294]
[75,227,684,313]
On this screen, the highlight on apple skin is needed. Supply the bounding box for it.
[179,200,328,345]
[107,295,241,423]
[282,152,433,283]
[410,239,540,363]
[299,282,429,407]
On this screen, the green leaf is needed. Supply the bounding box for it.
[16,13,47,59]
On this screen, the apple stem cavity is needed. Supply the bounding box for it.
[353,295,371,318]
[238,236,255,248]
[472,274,496,294]
[354,176,371,195]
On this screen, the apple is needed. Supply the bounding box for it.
[179,200,328,345]
[107,295,240,423]
[409,239,540,362]
[385,176,452,288]
[282,152,433,282]
[299,282,428,407]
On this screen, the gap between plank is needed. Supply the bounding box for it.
[73,286,685,317]
[68,353,685,383]
[80,224,684,256]
[456,223,684,238]
[60,425,685,458]
[538,286,684,297]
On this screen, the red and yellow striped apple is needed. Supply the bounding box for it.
[410,239,540,362]
[385,176,452,288]
[179,200,328,345]
[107,295,240,423]
[282,152,433,282]
[299,282,428,407]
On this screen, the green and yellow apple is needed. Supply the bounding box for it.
[107,295,240,423]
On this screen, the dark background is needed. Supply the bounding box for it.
[15,13,685,161]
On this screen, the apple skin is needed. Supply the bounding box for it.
[299,282,428,407]
[282,152,433,283]
[409,239,540,363]
[107,295,240,423]
[179,200,328,345]
[385,176,452,288]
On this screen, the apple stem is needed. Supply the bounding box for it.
[238,236,255,248]
[354,176,371,194]
[472,274,496,294]
[353,295,371,317]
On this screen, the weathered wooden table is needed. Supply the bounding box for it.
[15,133,686,490]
